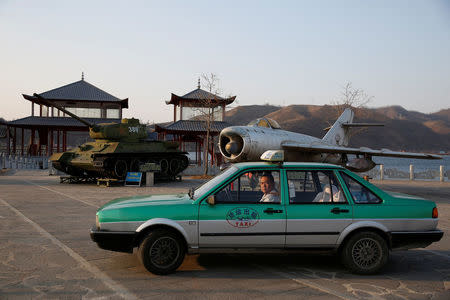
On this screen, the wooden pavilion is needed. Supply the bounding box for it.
[155,81,236,166]
[4,75,128,156]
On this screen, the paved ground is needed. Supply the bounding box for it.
[0,170,449,299]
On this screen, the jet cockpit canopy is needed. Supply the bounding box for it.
[247,117,281,129]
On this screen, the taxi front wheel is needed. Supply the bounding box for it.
[138,229,185,275]
[341,231,389,275]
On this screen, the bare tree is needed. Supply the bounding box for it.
[195,73,222,176]
[330,82,374,139]
[331,82,373,116]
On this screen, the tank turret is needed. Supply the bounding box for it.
[34,94,189,180]
[89,118,148,141]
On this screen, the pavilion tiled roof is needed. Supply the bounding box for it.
[154,120,231,134]
[182,88,227,100]
[8,116,120,128]
[22,79,128,108]
[166,88,236,106]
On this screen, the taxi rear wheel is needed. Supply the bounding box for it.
[341,231,388,275]
[138,229,185,275]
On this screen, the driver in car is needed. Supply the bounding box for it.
[259,173,280,203]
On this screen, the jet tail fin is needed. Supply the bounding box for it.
[322,108,354,146]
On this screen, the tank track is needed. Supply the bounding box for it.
[95,153,189,180]
[53,153,189,181]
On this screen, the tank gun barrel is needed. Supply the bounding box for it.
[33,93,95,128]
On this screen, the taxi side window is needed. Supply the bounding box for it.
[340,172,381,204]
[215,171,280,204]
[287,170,346,204]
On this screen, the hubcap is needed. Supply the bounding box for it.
[351,237,382,269]
[149,237,180,268]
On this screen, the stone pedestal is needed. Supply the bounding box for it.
[145,172,154,186]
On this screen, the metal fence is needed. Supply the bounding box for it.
[359,164,447,182]
[0,153,49,170]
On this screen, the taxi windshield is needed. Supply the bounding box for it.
[193,165,238,200]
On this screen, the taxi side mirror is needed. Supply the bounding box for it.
[207,195,216,205]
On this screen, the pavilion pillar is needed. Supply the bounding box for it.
[6,126,10,155]
[39,104,42,117]
[199,139,203,166]
[31,129,35,147]
[31,102,34,116]
[21,128,24,155]
[101,103,105,118]
[195,140,198,165]
[63,131,67,151]
[194,140,197,165]
[211,136,215,166]
[49,130,53,155]
[195,140,198,166]
[197,140,200,165]
[45,131,48,156]
[37,130,41,156]
[57,130,60,152]
[13,127,17,154]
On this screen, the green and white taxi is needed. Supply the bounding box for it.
[90,152,443,275]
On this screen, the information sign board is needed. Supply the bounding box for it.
[124,172,142,186]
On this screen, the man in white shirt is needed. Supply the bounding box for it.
[259,174,280,203]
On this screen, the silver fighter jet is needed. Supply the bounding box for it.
[219,108,441,172]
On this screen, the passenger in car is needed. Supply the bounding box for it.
[259,173,280,203]
[313,185,344,202]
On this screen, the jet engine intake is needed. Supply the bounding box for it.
[220,134,244,160]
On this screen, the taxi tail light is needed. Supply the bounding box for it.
[432,207,438,219]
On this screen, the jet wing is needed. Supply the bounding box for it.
[281,142,442,159]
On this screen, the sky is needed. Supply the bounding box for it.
[1,0,449,123]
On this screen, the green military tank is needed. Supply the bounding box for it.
[35,94,189,180]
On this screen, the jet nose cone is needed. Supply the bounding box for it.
[225,141,240,155]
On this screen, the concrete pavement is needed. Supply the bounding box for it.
[0,170,449,299]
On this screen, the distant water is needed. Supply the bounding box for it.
[371,155,450,173]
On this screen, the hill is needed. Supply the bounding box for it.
[225,105,280,125]
[224,105,450,152]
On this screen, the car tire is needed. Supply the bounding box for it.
[138,229,185,275]
[341,231,388,275]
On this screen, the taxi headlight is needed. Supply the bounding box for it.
[96,214,100,230]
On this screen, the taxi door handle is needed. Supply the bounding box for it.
[264,208,283,214]
[330,207,349,214]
